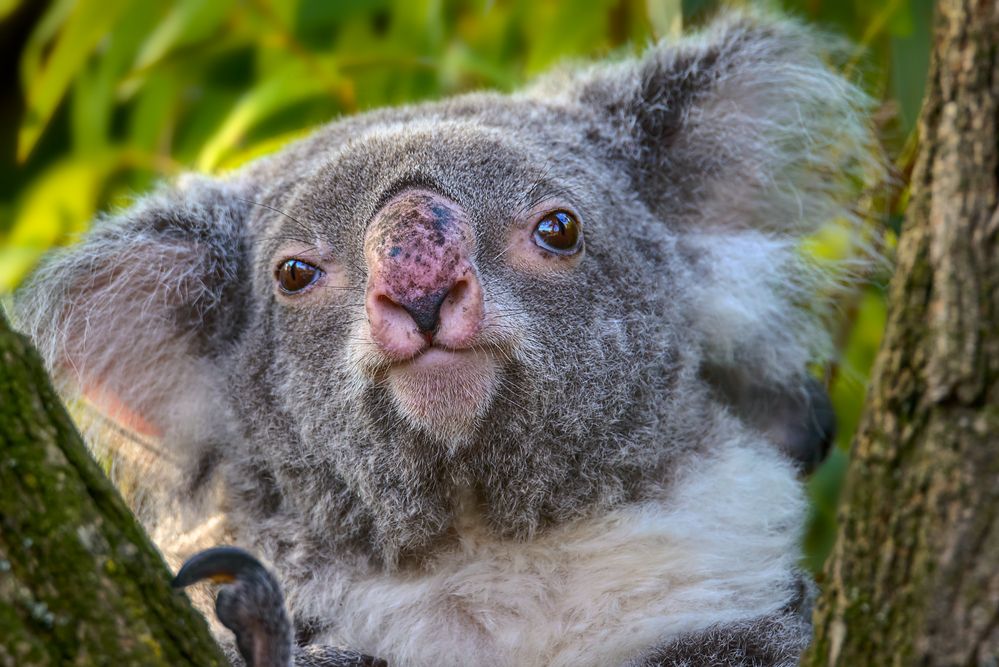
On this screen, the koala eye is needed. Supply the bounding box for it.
[276,259,322,293]
[533,211,581,255]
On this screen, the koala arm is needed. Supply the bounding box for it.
[627,611,810,667]
[626,579,814,667]
[218,643,383,667]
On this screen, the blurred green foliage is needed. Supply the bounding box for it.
[0,0,933,572]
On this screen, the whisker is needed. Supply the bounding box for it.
[237,196,310,231]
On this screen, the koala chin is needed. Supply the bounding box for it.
[386,348,498,443]
[15,9,881,667]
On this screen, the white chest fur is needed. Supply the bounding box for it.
[289,440,806,667]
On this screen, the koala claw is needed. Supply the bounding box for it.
[173,546,294,667]
[173,547,387,667]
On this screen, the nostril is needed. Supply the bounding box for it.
[366,289,431,359]
[373,293,404,321]
[376,294,399,310]
[369,285,451,335]
[367,270,481,355]
[446,279,468,308]
[436,273,484,349]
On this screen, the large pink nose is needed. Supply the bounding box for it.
[364,191,484,360]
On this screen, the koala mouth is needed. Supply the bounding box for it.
[386,347,498,441]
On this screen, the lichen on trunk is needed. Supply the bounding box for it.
[0,312,227,666]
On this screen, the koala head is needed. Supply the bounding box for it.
[16,13,880,563]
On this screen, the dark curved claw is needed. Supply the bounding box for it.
[172,545,269,589]
[173,547,388,667]
[174,546,293,667]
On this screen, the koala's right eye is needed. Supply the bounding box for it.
[276,259,322,294]
[533,210,581,255]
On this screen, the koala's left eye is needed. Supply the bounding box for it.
[533,211,581,255]
[276,259,322,293]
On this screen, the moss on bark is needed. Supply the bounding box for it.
[0,312,227,666]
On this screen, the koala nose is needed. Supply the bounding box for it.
[395,287,449,334]
[368,274,479,339]
[364,191,484,360]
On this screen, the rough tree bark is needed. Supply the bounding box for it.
[0,312,227,666]
[806,0,999,665]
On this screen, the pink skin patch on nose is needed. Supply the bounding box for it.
[367,192,466,310]
[364,191,484,360]
[364,191,494,436]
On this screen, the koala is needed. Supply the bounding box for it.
[14,11,880,667]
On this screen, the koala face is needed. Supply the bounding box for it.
[227,108,692,555]
[16,13,879,564]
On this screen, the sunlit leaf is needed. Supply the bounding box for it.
[0,0,22,22]
[441,43,519,91]
[197,66,336,171]
[262,0,301,28]
[18,0,76,89]
[801,220,857,264]
[131,0,234,74]
[17,0,131,162]
[830,288,887,447]
[521,0,619,75]
[127,72,181,155]
[646,0,682,39]
[217,129,313,171]
[70,3,162,156]
[0,154,118,291]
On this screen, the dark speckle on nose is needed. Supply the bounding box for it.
[389,246,402,258]
[430,204,451,230]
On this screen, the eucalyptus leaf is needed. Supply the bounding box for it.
[18,0,131,162]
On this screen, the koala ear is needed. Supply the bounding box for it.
[538,12,885,449]
[13,175,253,441]
[571,11,881,236]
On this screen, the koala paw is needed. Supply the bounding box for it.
[173,547,387,667]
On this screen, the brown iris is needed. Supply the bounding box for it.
[276,259,321,293]
[533,210,581,255]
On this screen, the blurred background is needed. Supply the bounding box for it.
[0,0,933,573]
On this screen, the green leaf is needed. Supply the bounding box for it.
[646,0,682,39]
[18,0,76,88]
[70,3,162,156]
[197,65,335,171]
[889,0,933,135]
[0,0,22,21]
[131,0,234,74]
[0,154,118,292]
[18,0,131,162]
[217,129,312,171]
[127,72,181,155]
[520,0,618,76]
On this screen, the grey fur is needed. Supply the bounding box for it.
[13,10,882,666]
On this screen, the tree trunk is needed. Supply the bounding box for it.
[0,313,227,666]
[805,0,999,665]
